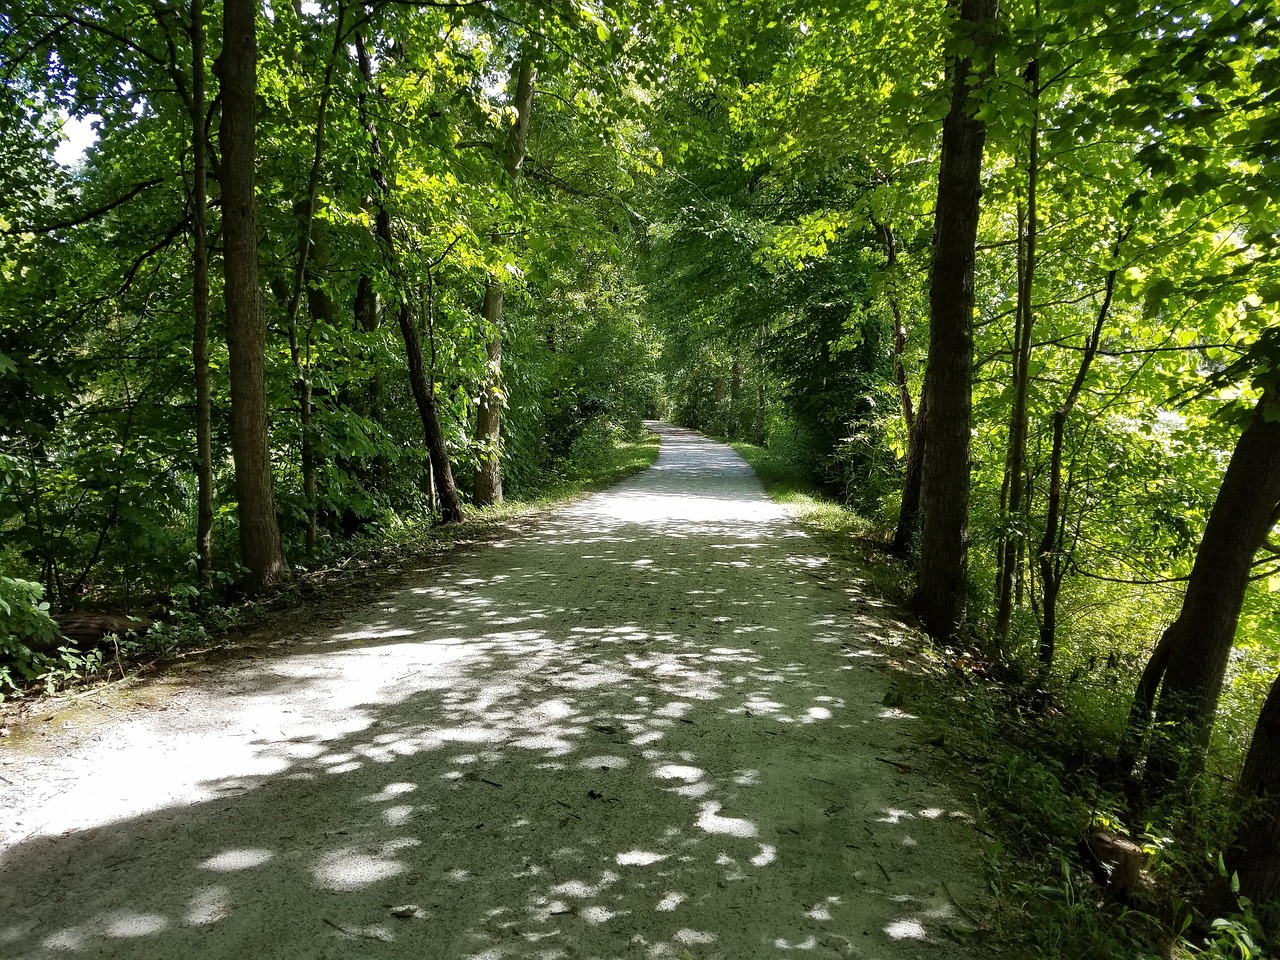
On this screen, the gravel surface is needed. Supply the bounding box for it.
[0,423,985,959]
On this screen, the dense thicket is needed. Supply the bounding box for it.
[2,0,1279,947]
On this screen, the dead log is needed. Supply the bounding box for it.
[41,613,154,652]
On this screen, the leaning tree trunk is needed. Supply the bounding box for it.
[1226,673,1280,910]
[189,0,213,584]
[474,51,536,507]
[913,0,1000,642]
[214,0,288,591]
[1227,673,1280,907]
[1134,388,1280,788]
[356,33,463,523]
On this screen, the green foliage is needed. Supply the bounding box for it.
[0,577,61,695]
[3,0,1280,949]
[0,576,157,698]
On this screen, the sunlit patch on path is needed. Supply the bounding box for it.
[0,423,984,959]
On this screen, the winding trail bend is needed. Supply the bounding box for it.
[1,424,985,960]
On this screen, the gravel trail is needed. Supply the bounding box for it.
[0,423,985,959]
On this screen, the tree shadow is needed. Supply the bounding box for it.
[1,426,983,959]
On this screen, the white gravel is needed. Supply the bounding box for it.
[0,423,985,959]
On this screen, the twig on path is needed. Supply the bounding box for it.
[941,879,985,929]
[44,667,156,707]
[877,861,893,883]
[876,756,913,773]
[323,917,392,942]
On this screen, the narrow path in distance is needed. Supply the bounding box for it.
[0,423,984,959]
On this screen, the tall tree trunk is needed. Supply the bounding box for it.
[995,176,1037,647]
[474,51,536,507]
[913,0,1000,642]
[1226,673,1280,909]
[1136,388,1280,787]
[880,222,923,557]
[1035,231,1123,684]
[993,18,1041,655]
[356,33,463,523]
[284,1,345,558]
[189,0,213,584]
[214,0,288,591]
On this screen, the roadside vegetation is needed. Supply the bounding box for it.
[0,429,658,699]
[742,436,1268,960]
[2,0,1277,952]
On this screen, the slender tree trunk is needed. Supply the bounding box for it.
[993,22,1041,655]
[474,284,505,504]
[397,303,461,521]
[1035,238,1122,682]
[995,186,1037,647]
[894,390,928,557]
[190,0,213,584]
[913,0,1000,642]
[879,221,925,558]
[284,1,344,558]
[730,355,742,432]
[214,0,288,591]
[474,52,536,507]
[356,33,463,523]
[1226,673,1280,909]
[1137,389,1280,787]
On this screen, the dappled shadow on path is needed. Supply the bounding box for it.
[0,425,981,959]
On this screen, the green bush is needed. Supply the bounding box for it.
[0,576,62,697]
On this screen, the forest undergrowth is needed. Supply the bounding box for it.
[734,437,1267,960]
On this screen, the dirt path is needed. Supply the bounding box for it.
[0,424,985,959]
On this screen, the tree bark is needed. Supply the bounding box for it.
[913,0,1000,642]
[214,0,288,591]
[189,0,213,584]
[356,33,463,523]
[1139,388,1280,786]
[474,51,536,507]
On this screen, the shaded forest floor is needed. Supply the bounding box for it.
[1,424,988,959]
